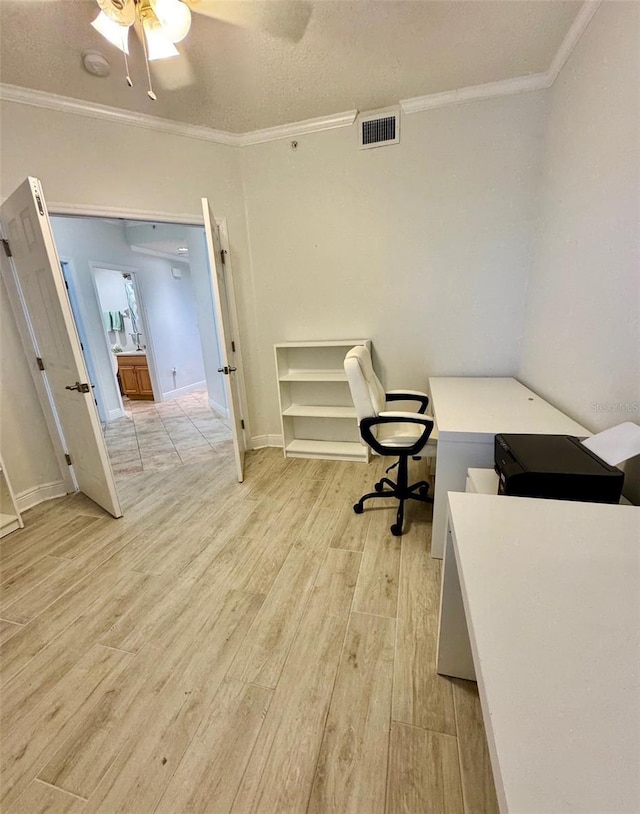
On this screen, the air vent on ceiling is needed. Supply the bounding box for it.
[357,107,400,150]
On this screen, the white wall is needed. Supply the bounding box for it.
[241,91,548,436]
[519,1,640,501]
[136,255,207,398]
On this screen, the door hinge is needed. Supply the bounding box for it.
[64,453,72,466]
[220,249,226,265]
[241,419,245,430]
[1,239,11,258]
[64,279,69,290]
[36,357,45,371]
[231,340,236,352]
[35,193,45,217]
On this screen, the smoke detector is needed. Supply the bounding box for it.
[82,50,111,78]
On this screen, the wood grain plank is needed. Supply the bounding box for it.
[35,579,235,796]
[155,679,272,814]
[0,645,131,812]
[8,780,86,814]
[1,556,68,622]
[352,508,402,618]
[77,591,263,813]
[0,568,150,732]
[0,617,24,646]
[310,547,362,619]
[228,507,336,688]
[230,551,358,814]
[0,564,150,690]
[329,504,372,552]
[0,515,102,583]
[452,678,499,814]
[386,722,463,814]
[308,611,395,814]
[392,523,456,735]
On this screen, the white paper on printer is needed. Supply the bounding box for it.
[581,422,640,466]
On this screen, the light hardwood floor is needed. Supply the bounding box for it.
[0,449,498,813]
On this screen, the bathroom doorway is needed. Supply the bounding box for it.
[93,266,157,408]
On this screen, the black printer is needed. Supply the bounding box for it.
[494,434,624,504]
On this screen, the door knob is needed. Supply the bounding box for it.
[65,381,91,393]
[217,366,237,375]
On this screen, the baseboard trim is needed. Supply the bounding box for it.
[162,381,207,400]
[107,407,125,421]
[208,398,229,419]
[251,434,283,449]
[15,480,68,512]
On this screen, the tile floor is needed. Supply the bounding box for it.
[104,389,233,478]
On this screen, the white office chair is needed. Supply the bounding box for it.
[344,345,437,536]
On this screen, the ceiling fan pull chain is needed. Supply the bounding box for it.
[140,24,157,101]
[123,49,133,88]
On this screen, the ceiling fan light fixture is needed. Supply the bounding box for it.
[151,0,192,43]
[91,10,130,54]
[143,16,180,60]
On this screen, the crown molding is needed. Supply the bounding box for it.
[0,82,356,147]
[236,110,358,146]
[547,0,602,85]
[0,84,241,146]
[0,3,602,141]
[399,72,550,115]
[400,0,602,115]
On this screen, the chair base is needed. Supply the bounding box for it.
[352,454,433,536]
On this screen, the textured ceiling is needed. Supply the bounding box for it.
[0,0,582,133]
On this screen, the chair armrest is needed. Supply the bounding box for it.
[385,390,429,414]
[360,413,434,457]
[379,410,435,421]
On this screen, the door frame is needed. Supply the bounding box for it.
[49,203,252,445]
[89,263,162,415]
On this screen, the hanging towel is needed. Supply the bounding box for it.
[109,311,125,332]
[102,311,111,332]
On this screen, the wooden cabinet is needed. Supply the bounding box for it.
[116,354,154,401]
[275,340,371,462]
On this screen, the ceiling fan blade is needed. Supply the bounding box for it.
[187,0,312,42]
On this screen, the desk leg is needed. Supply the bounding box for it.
[437,519,475,681]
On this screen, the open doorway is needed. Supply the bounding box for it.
[51,215,234,479]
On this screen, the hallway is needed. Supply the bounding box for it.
[104,390,233,478]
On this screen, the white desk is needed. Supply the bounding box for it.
[437,493,640,814]
[428,377,589,558]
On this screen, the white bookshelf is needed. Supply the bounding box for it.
[275,340,371,462]
[0,452,23,538]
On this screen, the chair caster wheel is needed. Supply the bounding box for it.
[390,524,402,536]
[353,503,364,514]
[374,481,383,493]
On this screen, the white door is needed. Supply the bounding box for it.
[0,178,122,517]
[201,199,245,482]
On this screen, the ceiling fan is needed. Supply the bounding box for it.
[91,0,312,99]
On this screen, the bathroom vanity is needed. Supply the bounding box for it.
[116,352,154,400]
